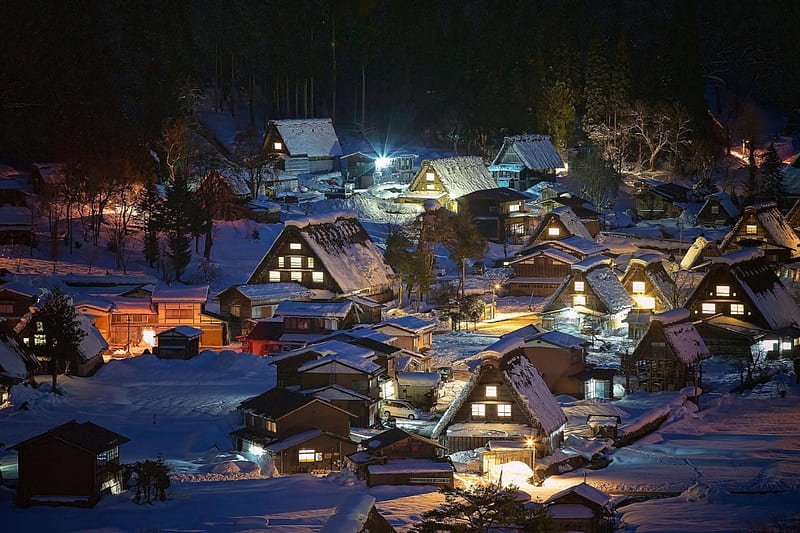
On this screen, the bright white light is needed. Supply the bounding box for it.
[249,444,265,456]
[375,157,392,170]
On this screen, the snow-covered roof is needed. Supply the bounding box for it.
[709,247,764,265]
[225,283,314,303]
[544,482,613,510]
[0,281,41,298]
[703,192,740,219]
[652,308,691,325]
[270,118,342,158]
[275,300,353,318]
[303,384,372,402]
[524,236,608,258]
[254,212,393,295]
[584,265,635,314]
[157,325,204,339]
[198,169,251,197]
[548,206,594,240]
[680,235,714,270]
[493,134,564,170]
[476,336,525,360]
[0,335,33,381]
[266,429,324,453]
[78,314,108,361]
[501,353,567,435]
[420,156,497,199]
[573,255,612,272]
[31,162,67,184]
[297,352,382,374]
[396,372,440,386]
[367,459,454,474]
[625,254,676,303]
[527,330,589,350]
[661,320,710,364]
[269,339,373,363]
[510,247,579,266]
[151,285,209,303]
[107,297,155,314]
[376,316,436,334]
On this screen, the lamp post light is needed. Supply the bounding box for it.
[126,316,131,357]
[492,283,501,320]
[525,436,536,483]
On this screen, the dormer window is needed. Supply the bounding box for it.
[289,242,302,250]
[547,227,560,237]
[574,281,585,292]
[716,285,730,297]
[273,142,283,150]
[632,281,646,294]
[573,295,587,306]
[485,385,497,398]
[425,172,435,182]
[746,224,758,235]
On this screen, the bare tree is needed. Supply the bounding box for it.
[105,182,141,272]
[629,101,672,170]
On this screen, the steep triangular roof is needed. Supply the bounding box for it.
[492,135,564,170]
[525,206,594,244]
[246,212,394,295]
[622,254,676,305]
[11,420,129,454]
[634,308,710,364]
[358,427,444,452]
[720,202,800,257]
[268,118,342,158]
[410,157,497,200]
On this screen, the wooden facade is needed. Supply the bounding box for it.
[508,248,577,296]
[215,283,313,337]
[11,421,129,508]
[516,332,589,397]
[543,483,615,533]
[261,118,342,175]
[620,255,676,314]
[634,181,690,220]
[155,326,202,360]
[299,356,383,400]
[455,187,534,244]
[0,284,38,329]
[696,192,739,227]
[719,202,800,264]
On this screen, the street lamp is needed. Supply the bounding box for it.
[492,283,501,320]
[525,436,536,482]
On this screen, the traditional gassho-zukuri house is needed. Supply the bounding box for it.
[431,347,566,459]
[507,247,579,297]
[395,156,497,212]
[686,248,800,358]
[541,256,634,334]
[488,134,564,190]
[624,308,711,393]
[719,202,800,264]
[523,205,594,245]
[261,118,343,175]
[620,253,677,314]
[246,212,395,302]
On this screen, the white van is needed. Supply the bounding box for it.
[380,399,420,420]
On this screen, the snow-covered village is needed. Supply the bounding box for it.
[2,3,800,533]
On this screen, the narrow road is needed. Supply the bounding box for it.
[473,312,540,335]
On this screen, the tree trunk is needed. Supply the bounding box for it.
[204,226,213,259]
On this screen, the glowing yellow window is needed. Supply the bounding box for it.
[425,172,435,182]
[471,404,486,417]
[746,224,758,235]
[701,303,716,314]
[289,242,302,250]
[547,227,560,237]
[485,385,497,398]
[497,404,511,417]
[273,142,283,150]
[730,303,744,315]
[632,281,646,294]
[574,281,585,292]
[716,285,730,297]
[268,271,280,282]
[312,271,324,283]
[298,449,316,463]
[426,184,435,190]
[573,295,587,306]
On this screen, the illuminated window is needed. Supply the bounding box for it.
[730,303,744,315]
[716,285,730,297]
[485,385,497,398]
[701,303,716,314]
[307,257,314,268]
[34,334,46,346]
[508,203,520,213]
[781,342,792,351]
[547,227,560,237]
[290,271,302,282]
[269,271,281,282]
[229,304,241,317]
[277,256,285,268]
[471,404,486,417]
[290,256,303,268]
[497,404,511,417]
[289,242,302,250]
[36,321,44,333]
[425,172,435,182]
[632,281,646,294]
[573,295,587,306]
[574,281,585,292]
[273,142,283,150]
[426,184,435,190]
[312,271,324,283]
[746,224,758,235]
[298,449,316,463]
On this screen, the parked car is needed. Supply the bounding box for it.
[380,399,420,420]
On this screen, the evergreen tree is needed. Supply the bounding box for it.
[759,143,784,204]
[413,482,553,533]
[136,182,163,268]
[444,208,488,299]
[27,287,86,393]
[164,174,193,281]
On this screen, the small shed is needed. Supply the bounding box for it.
[542,482,615,533]
[155,326,203,360]
[366,458,454,488]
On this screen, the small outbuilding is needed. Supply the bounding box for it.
[155,325,203,360]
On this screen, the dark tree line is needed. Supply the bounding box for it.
[3,1,799,167]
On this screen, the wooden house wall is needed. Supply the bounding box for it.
[276,353,320,387]
[277,401,351,439]
[635,192,682,220]
[367,467,453,488]
[378,437,442,459]
[0,289,36,325]
[697,199,735,227]
[512,254,572,279]
[723,211,793,263]
[629,322,695,392]
[16,438,98,505]
[300,365,379,398]
[532,216,569,243]
[271,433,356,474]
[548,271,608,314]
[449,364,531,426]
[217,290,252,338]
[685,268,764,328]
[520,345,584,396]
[262,127,288,161]
[326,398,376,428]
[248,227,344,294]
[621,265,668,313]
[408,164,446,196]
